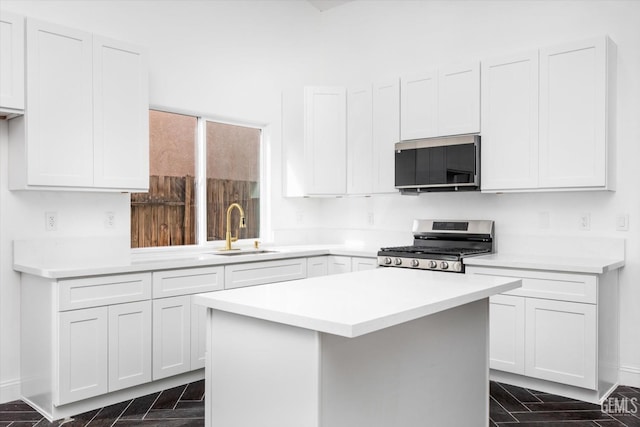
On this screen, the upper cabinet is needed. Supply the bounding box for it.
[481,36,616,192]
[401,62,480,140]
[372,79,400,194]
[0,11,25,116]
[8,18,149,192]
[304,86,347,196]
[347,86,373,195]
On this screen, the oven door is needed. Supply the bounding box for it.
[395,135,479,191]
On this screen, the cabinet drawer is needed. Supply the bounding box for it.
[225,258,307,289]
[59,273,152,311]
[152,266,224,298]
[467,267,596,304]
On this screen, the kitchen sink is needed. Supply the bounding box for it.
[210,249,277,256]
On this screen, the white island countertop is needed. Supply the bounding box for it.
[193,268,521,338]
[465,253,625,274]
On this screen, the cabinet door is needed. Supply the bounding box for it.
[93,36,149,190]
[328,255,352,275]
[153,296,191,380]
[307,256,329,278]
[347,86,373,195]
[525,298,596,389]
[26,19,93,187]
[0,11,24,111]
[438,62,480,136]
[304,87,346,195]
[400,71,438,140]
[372,79,400,193]
[351,257,377,272]
[108,301,152,391]
[539,37,611,188]
[58,307,108,405]
[224,258,307,290]
[489,295,525,374]
[191,299,207,370]
[481,51,539,191]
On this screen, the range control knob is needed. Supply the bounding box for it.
[452,262,463,272]
[428,260,438,269]
[384,257,392,265]
[440,261,449,270]
[394,258,402,266]
[411,259,420,267]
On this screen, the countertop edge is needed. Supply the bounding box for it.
[464,255,625,274]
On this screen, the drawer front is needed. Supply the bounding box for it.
[466,267,596,304]
[152,266,224,298]
[59,273,152,311]
[225,258,307,289]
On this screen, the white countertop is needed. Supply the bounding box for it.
[465,253,624,274]
[193,268,521,338]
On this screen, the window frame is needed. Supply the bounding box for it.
[132,106,269,254]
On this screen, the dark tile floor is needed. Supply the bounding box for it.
[1,380,638,426]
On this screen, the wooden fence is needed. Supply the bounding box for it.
[131,175,259,248]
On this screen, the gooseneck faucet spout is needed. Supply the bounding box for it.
[225,203,246,250]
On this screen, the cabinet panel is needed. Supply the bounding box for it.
[108,301,152,391]
[307,256,329,278]
[525,298,596,389]
[489,295,525,374]
[191,299,207,370]
[59,273,152,311]
[347,86,373,195]
[304,87,347,195]
[152,266,224,298]
[93,36,149,190]
[351,257,377,272]
[153,296,191,380]
[58,307,108,405]
[400,71,438,140]
[0,11,24,112]
[372,79,400,193]
[25,19,93,187]
[539,37,609,188]
[225,258,306,289]
[481,51,539,190]
[328,255,351,275]
[438,62,480,136]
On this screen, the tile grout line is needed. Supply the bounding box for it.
[495,381,535,412]
[108,398,135,427]
[490,395,518,424]
[173,385,189,411]
[142,392,164,420]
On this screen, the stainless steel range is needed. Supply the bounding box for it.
[377,219,494,273]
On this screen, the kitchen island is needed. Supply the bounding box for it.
[193,268,521,427]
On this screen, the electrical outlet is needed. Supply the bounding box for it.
[616,214,629,231]
[45,212,58,231]
[579,213,591,231]
[105,211,115,229]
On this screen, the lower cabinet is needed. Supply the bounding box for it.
[307,256,329,278]
[224,258,307,289]
[329,255,377,275]
[489,295,525,375]
[152,295,192,380]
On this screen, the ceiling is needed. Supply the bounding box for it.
[307,0,355,12]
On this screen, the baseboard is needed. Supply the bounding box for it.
[619,365,640,388]
[0,378,21,404]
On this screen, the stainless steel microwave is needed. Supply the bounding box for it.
[395,134,480,194]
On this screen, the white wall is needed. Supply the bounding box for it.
[308,0,640,386]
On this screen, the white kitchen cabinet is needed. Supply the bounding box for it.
[8,18,149,191]
[539,36,615,189]
[304,86,347,195]
[328,255,352,275]
[525,298,596,389]
[93,36,149,190]
[481,51,539,191]
[372,79,400,194]
[307,256,329,278]
[400,70,438,140]
[152,266,224,298]
[347,86,373,195]
[0,10,25,115]
[58,307,109,405]
[467,265,618,403]
[489,295,525,375]
[153,295,192,380]
[191,299,207,370]
[401,62,480,140]
[108,300,152,392]
[224,258,307,289]
[437,62,480,136]
[351,257,377,271]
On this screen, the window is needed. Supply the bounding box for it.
[131,110,261,249]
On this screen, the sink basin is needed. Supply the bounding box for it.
[210,249,277,256]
